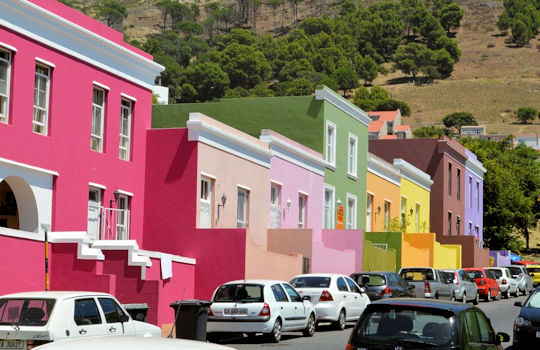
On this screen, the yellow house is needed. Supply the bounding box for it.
[393,158,432,233]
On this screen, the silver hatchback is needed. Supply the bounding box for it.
[443,269,479,304]
[502,265,534,295]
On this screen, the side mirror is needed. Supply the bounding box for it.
[302,295,311,301]
[495,332,510,345]
[514,301,523,307]
[359,286,367,294]
[120,314,130,323]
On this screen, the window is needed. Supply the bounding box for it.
[116,195,129,239]
[91,88,105,152]
[119,99,132,160]
[323,186,335,229]
[98,298,127,323]
[346,194,357,229]
[337,277,349,292]
[400,197,407,226]
[87,187,102,240]
[447,212,452,235]
[457,169,461,200]
[237,188,249,228]
[0,49,12,123]
[199,177,212,228]
[469,177,473,208]
[348,133,358,177]
[469,222,473,236]
[447,163,452,196]
[269,183,281,228]
[476,181,480,211]
[283,284,301,302]
[298,194,306,228]
[33,64,51,135]
[415,204,420,232]
[74,299,102,326]
[366,194,373,232]
[384,201,390,231]
[345,277,360,293]
[456,216,461,235]
[475,226,479,239]
[271,284,288,302]
[325,121,336,166]
[475,311,495,343]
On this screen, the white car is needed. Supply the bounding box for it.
[34,336,234,349]
[484,267,519,298]
[206,280,316,343]
[289,274,370,330]
[0,291,161,349]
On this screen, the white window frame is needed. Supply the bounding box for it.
[298,193,307,228]
[400,196,407,226]
[91,87,106,152]
[269,183,281,228]
[116,194,129,240]
[199,177,213,228]
[346,193,357,229]
[348,133,358,178]
[237,188,249,228]
[366,194,373,232]
[119,99,132,161]
[469,221,473,236]
[476,181,480,211]
[33,64,51,135]
[384,200,391,232]
[0,49,12,124]
[325,120,336,167]
[323,184,335,229]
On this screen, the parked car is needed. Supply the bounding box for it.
[513,287,540,349]
[484,267,519,298]
[0,291,161,349]
[526,265,540,287]
[503,265,534,295]
[398,267,453,300]
[512,260,539,267]
[289,274,370,330]
[349,271,415,301]
[442,269,479,304]
[463,268,501,302]
[206,280,316,343]
[34,336,234,350]
[345,298,510,350]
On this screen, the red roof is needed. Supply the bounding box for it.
[368,120,384,132]
[395,125,410,132]
[368,110,400,122]
[382,135,398,139]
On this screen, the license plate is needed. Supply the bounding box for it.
[224,308,248,315]
[0,340,25,350]
[536,331,540,338]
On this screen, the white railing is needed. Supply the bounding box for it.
[269,204,281,228]
[100,207,130,240]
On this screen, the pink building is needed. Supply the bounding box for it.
[0,0,193,326]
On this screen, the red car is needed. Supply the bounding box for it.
[512,260,539,266]
[463,268,500,302]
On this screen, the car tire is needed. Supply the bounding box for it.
[462,292,467,303]
[496,290,502,301]
[207,333,221,343]
[265,318,282,343]
[473,292,479,305]
[333,309,346,330]
[485,289,491,302]
[504,290,509,299]
[303,313,316,337]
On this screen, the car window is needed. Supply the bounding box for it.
[524,290,540,308]
[466,270,483,279]
[400,269,434,281]
[459,270,470,282]
[485,270,496,279]
[213,284,264,303]
[283,284,302,302]
[289,276,331,288]
[506,266,521,276]
[271,284,289,302]
[337,277,349,292]
[361,274,386,286]
[74,298,102,326]
[345,277,361,293]
[98,298,126,323]
[475,311,495,344]
[0,299,55,326]
[486,269,502,279]
[462,310,480,343]
[443,271,454,282]
[387,274,397,286]
[505,268,513,278]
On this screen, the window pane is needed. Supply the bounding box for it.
[98,298,121,323]
[74,299,102,326]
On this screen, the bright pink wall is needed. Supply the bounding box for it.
[318,229,364,273]
[0,26,152,243]
[0,236,45,294]
[312,241,356,275]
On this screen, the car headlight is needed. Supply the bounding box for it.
[515,316,532,328]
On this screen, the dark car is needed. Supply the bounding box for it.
[350,272,415,301]
[345,298,510,350]
[513,287,540,349]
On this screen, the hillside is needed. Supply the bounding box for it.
[72,0,539,135]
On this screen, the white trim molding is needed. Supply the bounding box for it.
[121,93,137,102]
[270,179,283,187]
[116,189,133,197]
[92,81,110,91]
[315,86,371,126]
[35,57,55,68]
[325,120,337,168]
[367,153,401,186]
[0,156,59,176]
[237,184,252,192]
[139,249,196,265]
[393,158,433,191]
[88,182,106,190]
[200,172,217,180]
[298,190,310,197]
[0,42,17,52]
[465,157,487,180]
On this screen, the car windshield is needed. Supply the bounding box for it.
[289,276,331,288]
[354,306,454,346]
[466,270,484,279]
[506,267,522,276]
[443,272,455,281]
[400,269,434,281]
[527,267,540,273]
[524,291,540,308]
[360,275,386,287]
[213,284,264,303]
[486,269,502,278]
[0,299,55,326]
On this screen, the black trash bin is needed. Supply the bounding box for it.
[170,299,212,341]
[122,303,149,322]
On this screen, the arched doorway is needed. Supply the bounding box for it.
[0,176,39,232]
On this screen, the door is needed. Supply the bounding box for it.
[345,277,365,318]
[336,277,353,319]
[87,188,101,240]
[97,297,134,336]
[437,270,453,299]
[282,283,306,329]
[199,178,212,228]
[271,284,296,329]
[73,298,108,338]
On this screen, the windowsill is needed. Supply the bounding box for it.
[90,149,105,154]
[347,173,358,181]
[326,163,336,171]
[32,130,49,137]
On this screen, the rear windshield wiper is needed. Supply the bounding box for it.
[391,338,440,348]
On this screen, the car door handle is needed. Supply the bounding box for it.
[294,306,298,310]
[109,326,116,332]
[79,329,87,335]
[281,306,284,310]
[343,295,347,299]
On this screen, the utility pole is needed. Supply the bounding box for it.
[41,224,50,291]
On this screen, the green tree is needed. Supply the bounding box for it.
[219,43,271,89]
[496,10,512,35]
[267,0,284,35]
[356,55,378,85]
[434,48,454,78]
[182,62,230,102]
[286,78,314,96]
[516,107,538,124]
[393,43,434,82]
[420,14,445,48]
[413,125,445,138]
[332,66,359,97]
[442,112,477,133]
[97,0,127,31]
[438,3,464,34]
[511,19,533,46]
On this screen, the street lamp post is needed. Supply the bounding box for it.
[41,224,51,291]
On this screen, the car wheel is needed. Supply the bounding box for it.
[333,309,346,330]
[485,289,491,302]
[265,318,282,343]
[462,292,467,303]
[473,292,479,305]
[496,290,502,301]
[303,313,316,337]
[207,333,221,343]
[504,290,509,299]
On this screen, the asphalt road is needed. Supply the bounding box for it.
[219,294,528,350]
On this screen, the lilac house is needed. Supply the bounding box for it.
[464,150,486,247]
